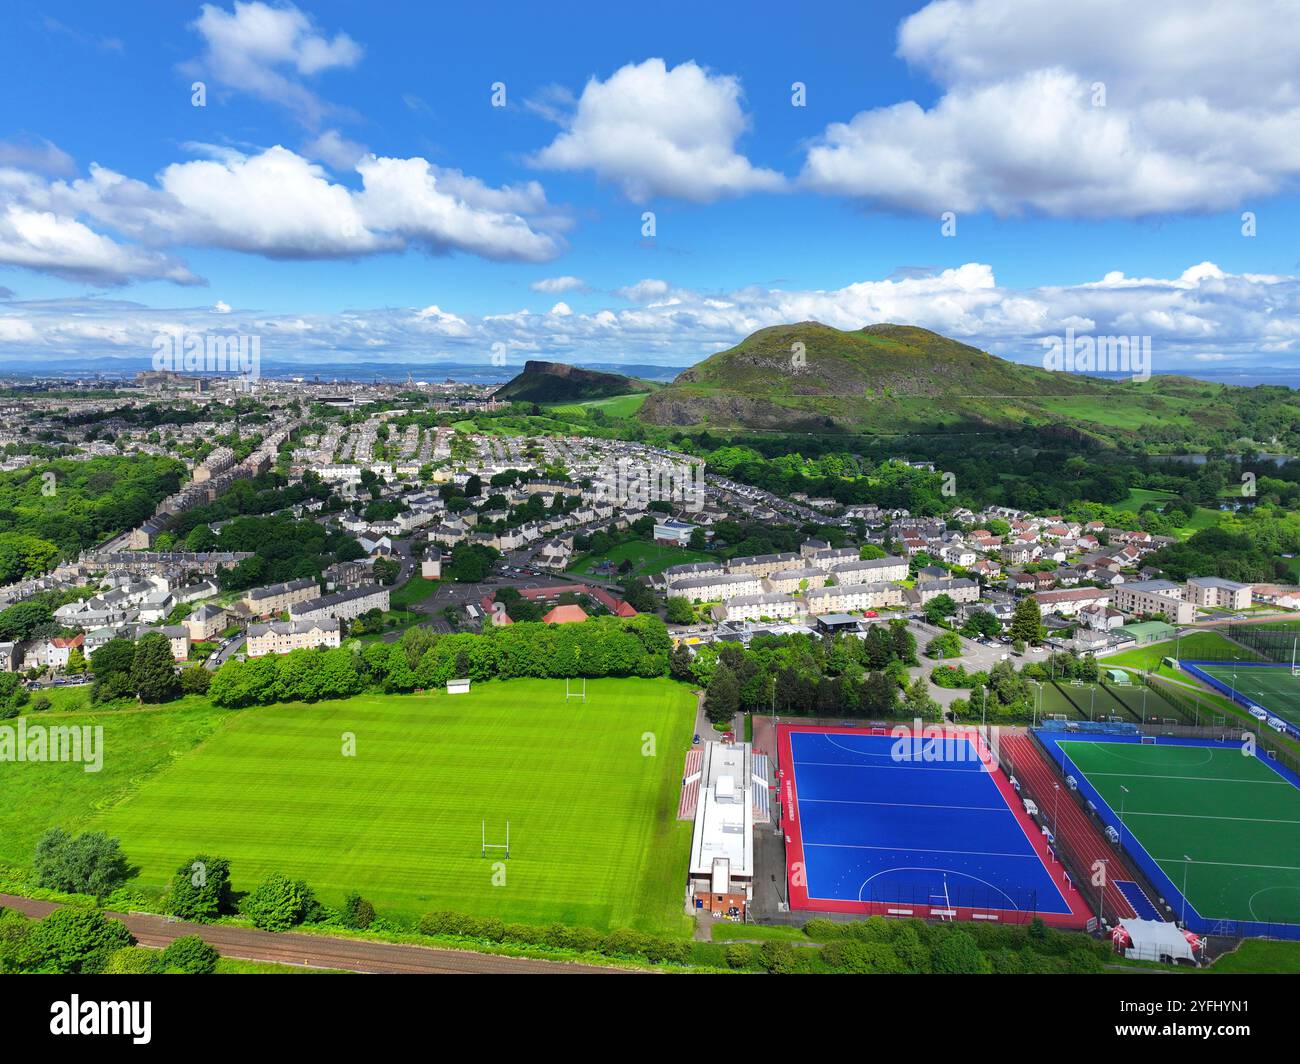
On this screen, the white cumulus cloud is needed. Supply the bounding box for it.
[529,58,785,203]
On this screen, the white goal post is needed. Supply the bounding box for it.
[565,677,587,702]
[482,819,510,859]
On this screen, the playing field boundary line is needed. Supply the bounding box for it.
[800,797,1007,812]
[792,759,989,774]
[804,841,1048,860]
[1124,810,1300,825]
[1082,771,1292,785]
[1154,857,1300,872]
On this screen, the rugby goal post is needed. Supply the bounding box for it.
[565,677,587,702]
[482,819,510,859]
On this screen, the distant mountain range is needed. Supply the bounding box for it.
[0,355,685,385]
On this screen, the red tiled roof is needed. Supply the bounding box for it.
[542,604,589,624]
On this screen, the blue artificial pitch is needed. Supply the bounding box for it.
[788,730,1075,917]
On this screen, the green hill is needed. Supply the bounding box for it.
[494,360,647,405]
[637,322,1300,448]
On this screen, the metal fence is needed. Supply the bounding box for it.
[1227,623,1300,664]
[984,726,1104,927]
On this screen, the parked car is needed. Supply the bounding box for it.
[692,733,701,745]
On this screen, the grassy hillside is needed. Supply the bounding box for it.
[638,322,1300,450]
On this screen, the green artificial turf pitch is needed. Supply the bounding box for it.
[2,679,696,934]
[1059,740,1300,925]
[1194,664,1300,729]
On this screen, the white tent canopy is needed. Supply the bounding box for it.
[1117,919,1196,963]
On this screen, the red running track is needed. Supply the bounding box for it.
[999,733,1136,924]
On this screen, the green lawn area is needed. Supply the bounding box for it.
[1106,487,1221,537]
[547,393,651,419]
[19,678,697,934]
[24,683,96,714]
[568,539,713,579]
[1059,740,1300,925]
[389,575,440,609]
[1207,939,1300,974]
[0,701,233,869]
[1104,632,1254,671]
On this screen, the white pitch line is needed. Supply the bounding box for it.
[794,760,985,774]
[1123,810,1300,825]
[805,842,1040,860]
[800,798,1006,812]
[1156,857,1300,872]
[1085,772,1291,784]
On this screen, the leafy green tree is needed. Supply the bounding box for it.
[665,597,694,624]
[903,676,940,720]
[961,609,1002,639]
[130,631,180,702]
[933,929,991,974]
[704,663,740,724]
[340,892,376,930]
[90,637,136,680]
[0,600,55,642]
[179,665,212,694]
[923,593,958,625]
[861,671,898,717]
[160,934,219,974]
[1010,597,1045,645]
[166,855,233,922]
[33,829,128,897]
[0,532,60,584]
[0,908,40,973]
[925,631,962,659]
[29,907,133,974]
[241,874,319,932]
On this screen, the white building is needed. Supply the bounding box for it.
[246,619,343,657]
[687,742,755,919]
[1113,580,1196,625]
[290,584,391,623]
[1185,576,1253,611]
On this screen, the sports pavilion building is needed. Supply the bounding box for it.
[686,741,757,919]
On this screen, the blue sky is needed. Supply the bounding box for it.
[1,0,1298,374]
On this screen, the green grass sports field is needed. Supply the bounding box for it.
[1059,740,1300,925]
[1192,664,1300,729]
[568,539,713,579]
[0,678,697,934]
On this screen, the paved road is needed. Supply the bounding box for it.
[0,894,627,975]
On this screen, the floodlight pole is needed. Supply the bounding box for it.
[1181,854,1192,926]
[1119,784,1129,850]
